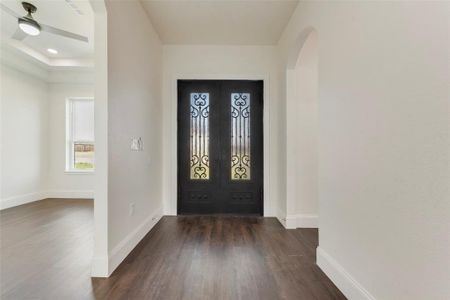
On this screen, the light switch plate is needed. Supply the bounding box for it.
[131,138,139,151]
[131,138,143,151]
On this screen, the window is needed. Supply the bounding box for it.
[231,93,251,180]
[190,93,210,180]
[66,98,94,172]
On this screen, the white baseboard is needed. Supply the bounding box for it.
[0,190,95,210]
[275,206,287,228]
[47,190,94,199]
[91,255,109,277]
[107,207,163,277]
[0,192,47,210]
[285,214,318,229]
[317,247,376,300]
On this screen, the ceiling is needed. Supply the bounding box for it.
[0,0,94,66]
[141,0,299,45]
[0,0,298,69]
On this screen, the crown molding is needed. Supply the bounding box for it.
[1,42,94,84]
[6,39,94,68]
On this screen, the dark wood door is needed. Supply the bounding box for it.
[178,80,263,215]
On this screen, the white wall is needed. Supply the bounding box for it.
[278,2,450,299]
[0,45,95,209]
[0,64,49,209]
[285,31,318,228]
[162,45,283,217]
[106,0,163,274]
[89,0,108,278]
[48,83,94,197]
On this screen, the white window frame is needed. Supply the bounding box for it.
[65,97,95,173]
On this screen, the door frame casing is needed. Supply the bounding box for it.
[166,74,271,216]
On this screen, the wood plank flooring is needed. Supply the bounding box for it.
[1,199,346,300]
[0,199,95,299]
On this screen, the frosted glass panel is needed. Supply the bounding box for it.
[190,93,210,180]
[231,93,251,180]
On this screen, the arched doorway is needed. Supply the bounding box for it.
[285,29,319,229]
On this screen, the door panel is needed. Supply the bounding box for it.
[178,80,263,215]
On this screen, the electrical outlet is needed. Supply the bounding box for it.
[129,202,135,216]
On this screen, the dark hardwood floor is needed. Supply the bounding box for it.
[0,199,95,299]
[1,199,346,300]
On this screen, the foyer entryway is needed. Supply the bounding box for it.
[177,80,264,215]
[1,201,346,299]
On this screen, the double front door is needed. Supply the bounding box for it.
[177,80,263,215]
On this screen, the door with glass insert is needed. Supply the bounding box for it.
[178,80,263,214]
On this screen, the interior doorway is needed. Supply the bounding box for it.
[177,80,264,215]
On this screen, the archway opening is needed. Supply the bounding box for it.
[285,29,319,229]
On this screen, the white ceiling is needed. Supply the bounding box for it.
[141,0,299,45]
[0,0,94,65]
[1,0,298,68]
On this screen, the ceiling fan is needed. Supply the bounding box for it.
[0,1,88,43]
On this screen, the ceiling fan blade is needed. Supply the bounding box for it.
[0,3,20,18]
[11,28,27,41]
[40,24,88,43]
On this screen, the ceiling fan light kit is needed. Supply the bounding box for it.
[18,17,41,36]
[0,1,89,43]
[18,2,40,36]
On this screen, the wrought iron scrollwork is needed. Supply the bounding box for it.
[190,93,210,179]
[231,93,251,180]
